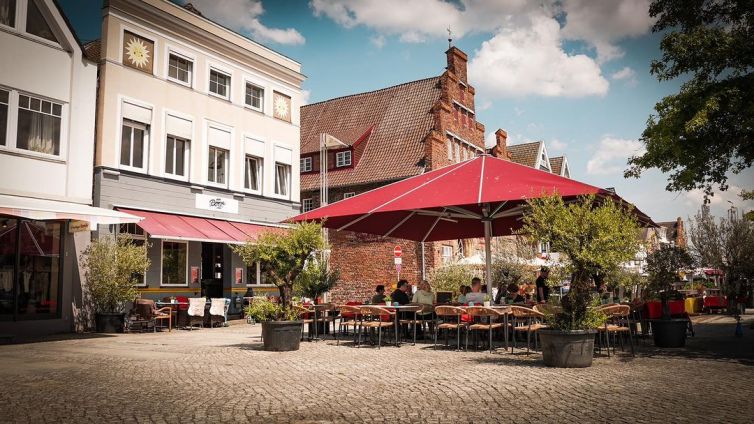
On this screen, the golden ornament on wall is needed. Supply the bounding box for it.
[122,31,154,74]
[273,91,291,122]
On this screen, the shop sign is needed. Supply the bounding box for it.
[195,194,239,214]
[69,220,91,233]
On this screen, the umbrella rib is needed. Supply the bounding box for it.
[489,201,508,218]
[383,211,416,238]
[477,155,486,204]
[336,213,373,231]
[445,206,482,219]
[422,214,444,242]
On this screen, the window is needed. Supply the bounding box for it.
[0,219,63,319]
[26,0,57,43]
[274,162,290,196]
[446,136,452,160]
[302,198,313,212]
[165,135,188,177]
[246,262,272,286]
[454,142,460,163]
[343,192,355,199]
[245,82,264,111]
[207,146,228,185]
[17,94,62,155]
[244,155,261,191]
[168,53,192,86]
[120,119,147,169]
[0,0,15,27]
[539,241,550,254]
[209,69,230,99]
[441,245,453,264]
[0,89,8,146]
[335,150,352,167]
[300,156,312,172]
[161,241,187,286]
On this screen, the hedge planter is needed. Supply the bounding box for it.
[651,319,687,348]
[539,329,597,368]
[95,312,125,333]
[261,320,303,351]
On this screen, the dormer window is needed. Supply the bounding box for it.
[300,156,312,172]
[335,150,352,167]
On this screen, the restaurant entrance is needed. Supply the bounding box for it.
[201,243,225,298]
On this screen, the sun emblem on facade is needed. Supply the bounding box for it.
[125,38,150,68]
[274,95,289,119]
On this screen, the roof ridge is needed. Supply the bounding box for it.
[508,140,543,148]
[303,76,440,108]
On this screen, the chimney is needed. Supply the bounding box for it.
[446,47,468,82]
[491,129,511,160]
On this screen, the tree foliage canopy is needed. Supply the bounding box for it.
[626,0,754,196]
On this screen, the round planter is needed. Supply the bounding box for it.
[651,319,687,348]
[261,320,303,352]
[95,312,125,333]
[539,329,597,368]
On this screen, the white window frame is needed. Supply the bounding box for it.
[207,145,229,188]
[160,240,189,287]
[441,245,453,264]
[446,136,452,160]
[274,162,291,198]
[166,50,194,88]
[243,154,262,194]
[343,192,356,199]
[0,88,68,161]
[164,134,190,181]
[119,119,149,172]
[208,67,231,101]
[300,156,312,173]
[0,0,17,30]
[539,241,550,254]
[244,81,264,112]
[302,198,313,212]
[335,150,352,167]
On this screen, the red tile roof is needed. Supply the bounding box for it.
[550,156,564,175]
[83,39,101,62]
[300,77,442,191]
[507,141,542,168]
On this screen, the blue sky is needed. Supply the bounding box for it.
[59,0,754,221]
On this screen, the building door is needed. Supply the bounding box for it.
[201,243,224,298]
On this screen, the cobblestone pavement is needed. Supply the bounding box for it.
[1,313,753,424]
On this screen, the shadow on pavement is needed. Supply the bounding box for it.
[1,332,117,346]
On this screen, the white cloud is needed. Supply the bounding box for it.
[484,131,497,149]
[586,136,645,175]
[370,34,386,49]
[560,0,654,62]
[611,66,638,86]
[301,89,311,105]
[468,15,609,98]
[184,0,305,45]
[549,138,568,152]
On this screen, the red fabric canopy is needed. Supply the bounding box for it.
[291,155,653,242]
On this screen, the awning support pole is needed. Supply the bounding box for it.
[483,204,493,288]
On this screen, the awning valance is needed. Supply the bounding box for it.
[116,208,279,244]
[0,195,142,227]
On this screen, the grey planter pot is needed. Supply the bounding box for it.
[539,329,597,368]
[95,312,125,333]
[261,320,303,351]
[651,319,687,348]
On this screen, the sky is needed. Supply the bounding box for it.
[58,0,754,222]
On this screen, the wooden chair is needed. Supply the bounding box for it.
[466,306,505,353]
[134,299,172,332]
[337,304,362,346]
[397,304,423,345]
[434,306,468,351]
[597,305,634,357]
[294,304,314,341]
[187,298,205,330]
[358,305,396,349]
[313,303,338,340]
[509,305,546,353]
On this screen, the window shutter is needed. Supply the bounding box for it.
[165,114,192,140]
[122,100,152,124]
[274,145,292,165]
[208,126,231,150]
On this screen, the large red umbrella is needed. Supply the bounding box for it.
[291,155,652,285]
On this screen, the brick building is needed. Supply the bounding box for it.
[299,47,570,303]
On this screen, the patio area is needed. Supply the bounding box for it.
[1,314,753,423]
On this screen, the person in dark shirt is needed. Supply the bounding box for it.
[391,279,411,305]
[371,285,387,304]
[536,267,550,304]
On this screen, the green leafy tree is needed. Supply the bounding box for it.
[430,264,478,295]
[81,236,150,313]
[294,259,340,304]
[522,195,641,330]
[646,246,693,318]
[232,222,325,319]
[626,0,754,197]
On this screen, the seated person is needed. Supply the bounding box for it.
[371,285,387,304]
[456,285,469,304]
[465,277,486,304]
[412,280,435,316]
[504,283,525,304]
[391,280,411,305]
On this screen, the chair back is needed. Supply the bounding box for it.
[359,305,392,320]
[510,305,543,319]
[466,306,501,318]
[176,295,189,311]
[434,305,466,317]
[188,298,205,317]
[134,299,156,319]
[601,304,630,318]
[533,304,561,316]
[339,304,361,319]
[209,298,226,316]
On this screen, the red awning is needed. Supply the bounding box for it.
[117,208,280,244]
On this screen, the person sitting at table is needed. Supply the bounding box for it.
[465,278,486,305]
[456,285,469,304]
[505,283,525,304]
[371,285,387,304]
[391,280,411,305]
[412,280,434,337]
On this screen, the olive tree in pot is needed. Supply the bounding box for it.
[645,246,693,348]
[294,259,340,334]
[232,222,324,351]
[80,236,150,333]
[523,195,641,367]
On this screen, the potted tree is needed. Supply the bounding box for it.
[80,236,150,333]
[645,246,693,347]
[523,195,641,367]
[232,222,325,351]
[295,259,340,335]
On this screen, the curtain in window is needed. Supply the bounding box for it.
[0,0,16,27]
[275,164,289,196]
[18,109,60,155]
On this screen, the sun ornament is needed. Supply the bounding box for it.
[274,95,289,119]
[125,38,150,68]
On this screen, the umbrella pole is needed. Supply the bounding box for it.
[484,219,492,289]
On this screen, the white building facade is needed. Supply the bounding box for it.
[91,0,304,309]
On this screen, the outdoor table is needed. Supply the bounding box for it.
[378,304,420,347]
[309,304,332,340]
[484,305,511,350]
[156,301,188,330]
